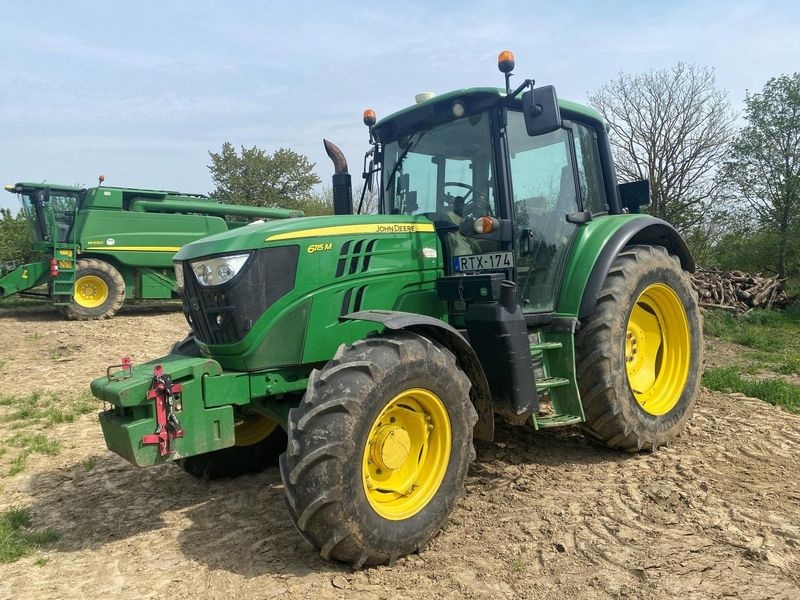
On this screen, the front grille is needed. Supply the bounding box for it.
[181,246,300,345]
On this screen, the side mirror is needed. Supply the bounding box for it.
[618,180,651,213]
[366,160,375,192]
[521,85,562,136]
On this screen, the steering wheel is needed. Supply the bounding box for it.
[442,182,493,219]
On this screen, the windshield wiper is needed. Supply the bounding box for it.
[384,131,425,191]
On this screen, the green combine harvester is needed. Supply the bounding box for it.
[91,51,702,567]
[1,180,300,319]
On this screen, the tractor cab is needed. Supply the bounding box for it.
[362,57,624,317]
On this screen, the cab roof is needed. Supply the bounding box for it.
[373,87,605,143]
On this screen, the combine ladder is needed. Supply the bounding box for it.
[51,245,77,306]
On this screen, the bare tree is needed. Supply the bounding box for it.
[590,64,735,232]
[355,184,379,215]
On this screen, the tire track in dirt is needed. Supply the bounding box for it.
[0,305,799,599]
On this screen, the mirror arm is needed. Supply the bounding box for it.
[505,78,535,103]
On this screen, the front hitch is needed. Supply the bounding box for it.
[92,355,236,467]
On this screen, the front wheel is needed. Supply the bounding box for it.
[575,245,703,451]
[280,332,476,567]
[179,413,287,479]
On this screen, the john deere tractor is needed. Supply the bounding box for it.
[91,51,702,567]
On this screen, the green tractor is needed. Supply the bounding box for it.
[91,51,702,567]
[1,180,300,319]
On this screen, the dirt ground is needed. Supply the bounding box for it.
[0,303,798,599]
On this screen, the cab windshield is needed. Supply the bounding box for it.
[18,189,80,243]
[382,111,497,220]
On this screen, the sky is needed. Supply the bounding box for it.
[1,0,799,214]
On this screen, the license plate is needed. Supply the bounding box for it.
[453,251,514,272]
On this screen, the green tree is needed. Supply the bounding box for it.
[208,143,321,211]
[0,209,34,265]
[590,64,735,232]
[720,73,800,278]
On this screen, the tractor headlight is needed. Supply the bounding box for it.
[173,261,185,290]
[190,253,250,287]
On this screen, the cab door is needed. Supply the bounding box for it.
[506,111,581,313]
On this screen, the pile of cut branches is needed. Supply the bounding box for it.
[691,267,792,313]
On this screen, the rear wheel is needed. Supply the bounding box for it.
[59,258,125,320]
[179,412,287,479]
[280,331,476,567]
[575,245,702,451]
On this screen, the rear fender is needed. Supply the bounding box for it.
[558,215,694,318]
[340,310,494,441]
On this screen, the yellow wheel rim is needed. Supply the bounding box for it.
[625,283,691,416]
[362,388,451,521]
[234,414,278,447]
[74,275,109,308]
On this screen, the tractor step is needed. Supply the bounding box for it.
[532,414,583,429]
[529,341,563,353]
[536,376,570,391]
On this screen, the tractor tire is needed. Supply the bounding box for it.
[280,331,477,568]
[59,258,125,320]
[178,413,287,479]
[575,245,702,451]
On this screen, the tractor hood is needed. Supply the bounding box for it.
[173,214,436,260]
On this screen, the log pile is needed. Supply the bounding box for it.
[691,267,792,313]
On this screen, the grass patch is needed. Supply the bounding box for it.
[0,507,59,563]
[9,455,27,476]
[0,391,97,428]
[704,308,800,365]
[778,356,800,375]
[11,433,61,455]
[703,367,800,413]
[82,456,99,472]
[6,433,61,476]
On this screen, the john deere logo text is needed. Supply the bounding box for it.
[307,242,333,254]
[376,224,418,233]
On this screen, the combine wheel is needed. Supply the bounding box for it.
[576,245,702,451]
[280,331,476,567]
[179,413,287,479]
[59,258,125,320]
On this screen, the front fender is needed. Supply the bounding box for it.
[340,310,494,441]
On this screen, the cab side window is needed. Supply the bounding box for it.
[572,122,608,214]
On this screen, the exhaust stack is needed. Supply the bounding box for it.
[323,139,352,215]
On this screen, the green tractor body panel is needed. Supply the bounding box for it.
[3,182,301,315]
[174,214,445,371]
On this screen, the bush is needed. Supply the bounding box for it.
[0,209,33,264]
